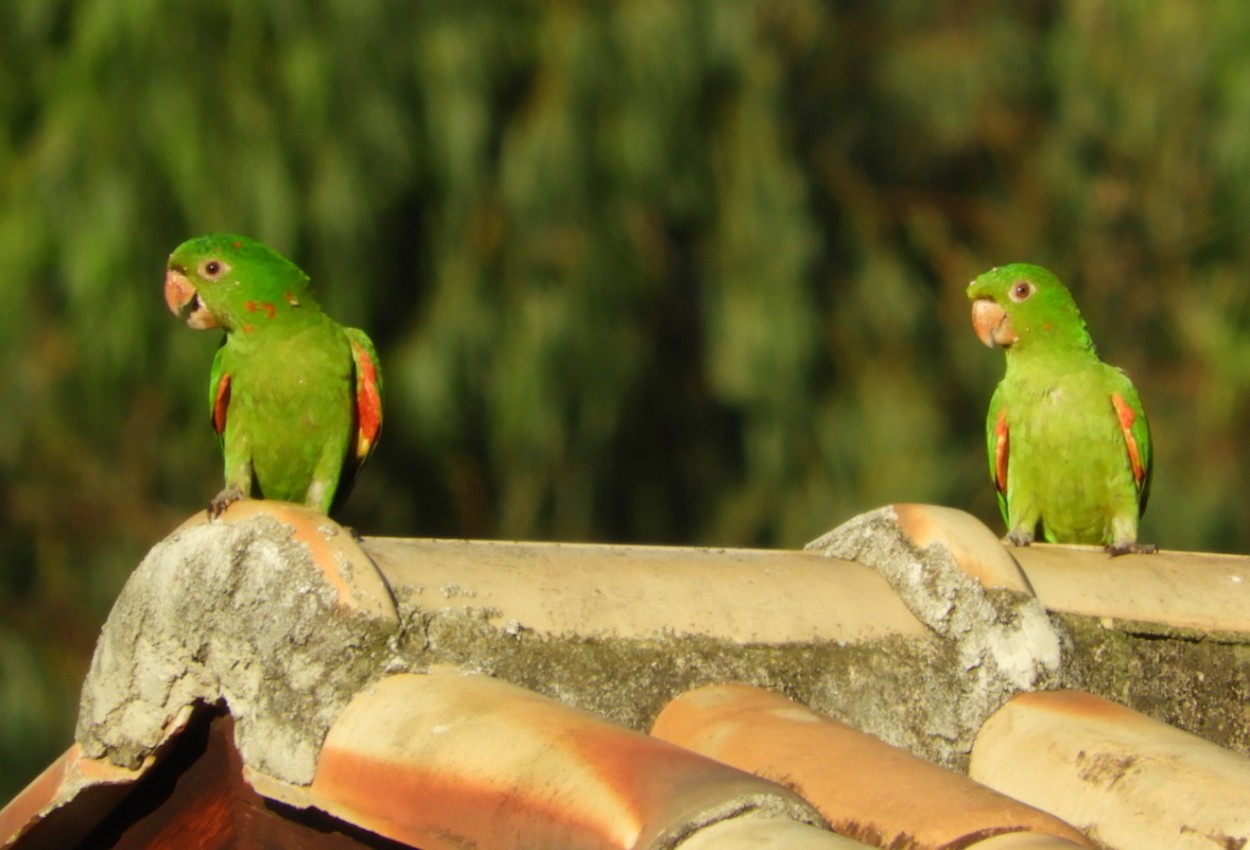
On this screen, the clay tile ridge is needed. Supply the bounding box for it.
[972,689,1250,850]
[3,499,1250,850]
[3,501,877,850]
[651,682,1095,850]
[256,668,866,849]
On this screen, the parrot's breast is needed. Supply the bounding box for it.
[1003,364,1140,545]
[220,323,355,504]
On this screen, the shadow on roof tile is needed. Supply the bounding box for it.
[652,683,1093,849]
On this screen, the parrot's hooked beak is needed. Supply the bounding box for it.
[164,268,219,329]
[971,298,1018,348]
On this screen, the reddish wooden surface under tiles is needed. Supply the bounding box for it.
[95,710,412,850]
[21,711,410,850]
[652,684,1093,850]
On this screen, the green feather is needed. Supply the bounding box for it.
[167,234,383,516]
[968,264,1152,551]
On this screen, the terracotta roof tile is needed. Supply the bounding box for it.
[677,815,876,849]
[969,834,1102,850]
[176,499,399,619]
[250,669,835,850]
[971,689,1250,850]
[1011,543,1250,633]
[364,536,927,643]
[0,745,148,850]
[891,502,1036,593]
[1,500,1247,850]
[75,502,400,786]
[651,683,1093,849]
[806,504,1067,762]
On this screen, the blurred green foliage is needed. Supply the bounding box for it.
[3,0,1250,799]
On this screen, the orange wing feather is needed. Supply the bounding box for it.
[1110,393,1145,487]
[212,373,231,436]
[994,408,1009,494]
[352,341,382,462]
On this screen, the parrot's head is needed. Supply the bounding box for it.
[966,263,1091,354]
[164,234,314,332]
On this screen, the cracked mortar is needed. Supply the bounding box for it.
[75,511,401,785]
[805,505,1067,759]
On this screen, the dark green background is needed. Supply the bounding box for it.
[2,2,1247,797]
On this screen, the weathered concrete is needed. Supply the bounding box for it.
[75,502,401,785]
[804,505,1065,763]
[1058,614,1250,758]
[71,500,1250,789]
[364,537,1002,767]
[389,599,955,763]
[364,534,969,767]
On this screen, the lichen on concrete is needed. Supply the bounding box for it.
[804,505,1067,762]
[1058,613,1250,758]
[76,511,401,785]
[75,497,1250,800]
[372,505,1076,770]
[388,590,995,769]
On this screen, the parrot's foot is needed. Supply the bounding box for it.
[1105,541,1158,557]
[1004,530,1034,547]
[208,487,246,521]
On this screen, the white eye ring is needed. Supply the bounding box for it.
[198,259,231,280]
[1009,280,1035,302]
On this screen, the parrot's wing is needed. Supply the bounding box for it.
[345,327,383,468]
[209,342,230,447]
[1109,371,1152,516]
[986,384,1010,526]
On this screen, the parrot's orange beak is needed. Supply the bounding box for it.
[971,298,1017,348]
[165,268,219,330]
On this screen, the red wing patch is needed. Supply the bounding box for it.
[353,342,382,461]
[212,373,231,435]
[1111,393,1146,487]
[994,409,1009,495]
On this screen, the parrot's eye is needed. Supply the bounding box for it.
[199,259,231,280]
[1009,280,1035,302]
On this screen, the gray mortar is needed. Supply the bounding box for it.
[75,504,1250,796]
[76,514,400,785]
[374,505,1070,770]
[1058,613,1250,757]
[388,591,986,769]
[803,505,1067,762]
[384,565,1250,771]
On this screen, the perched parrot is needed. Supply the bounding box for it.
[163,234,383,518]
[967,264,1154,555]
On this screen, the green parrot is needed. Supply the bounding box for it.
[967,264,1154,555]
[163,234,383,518]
